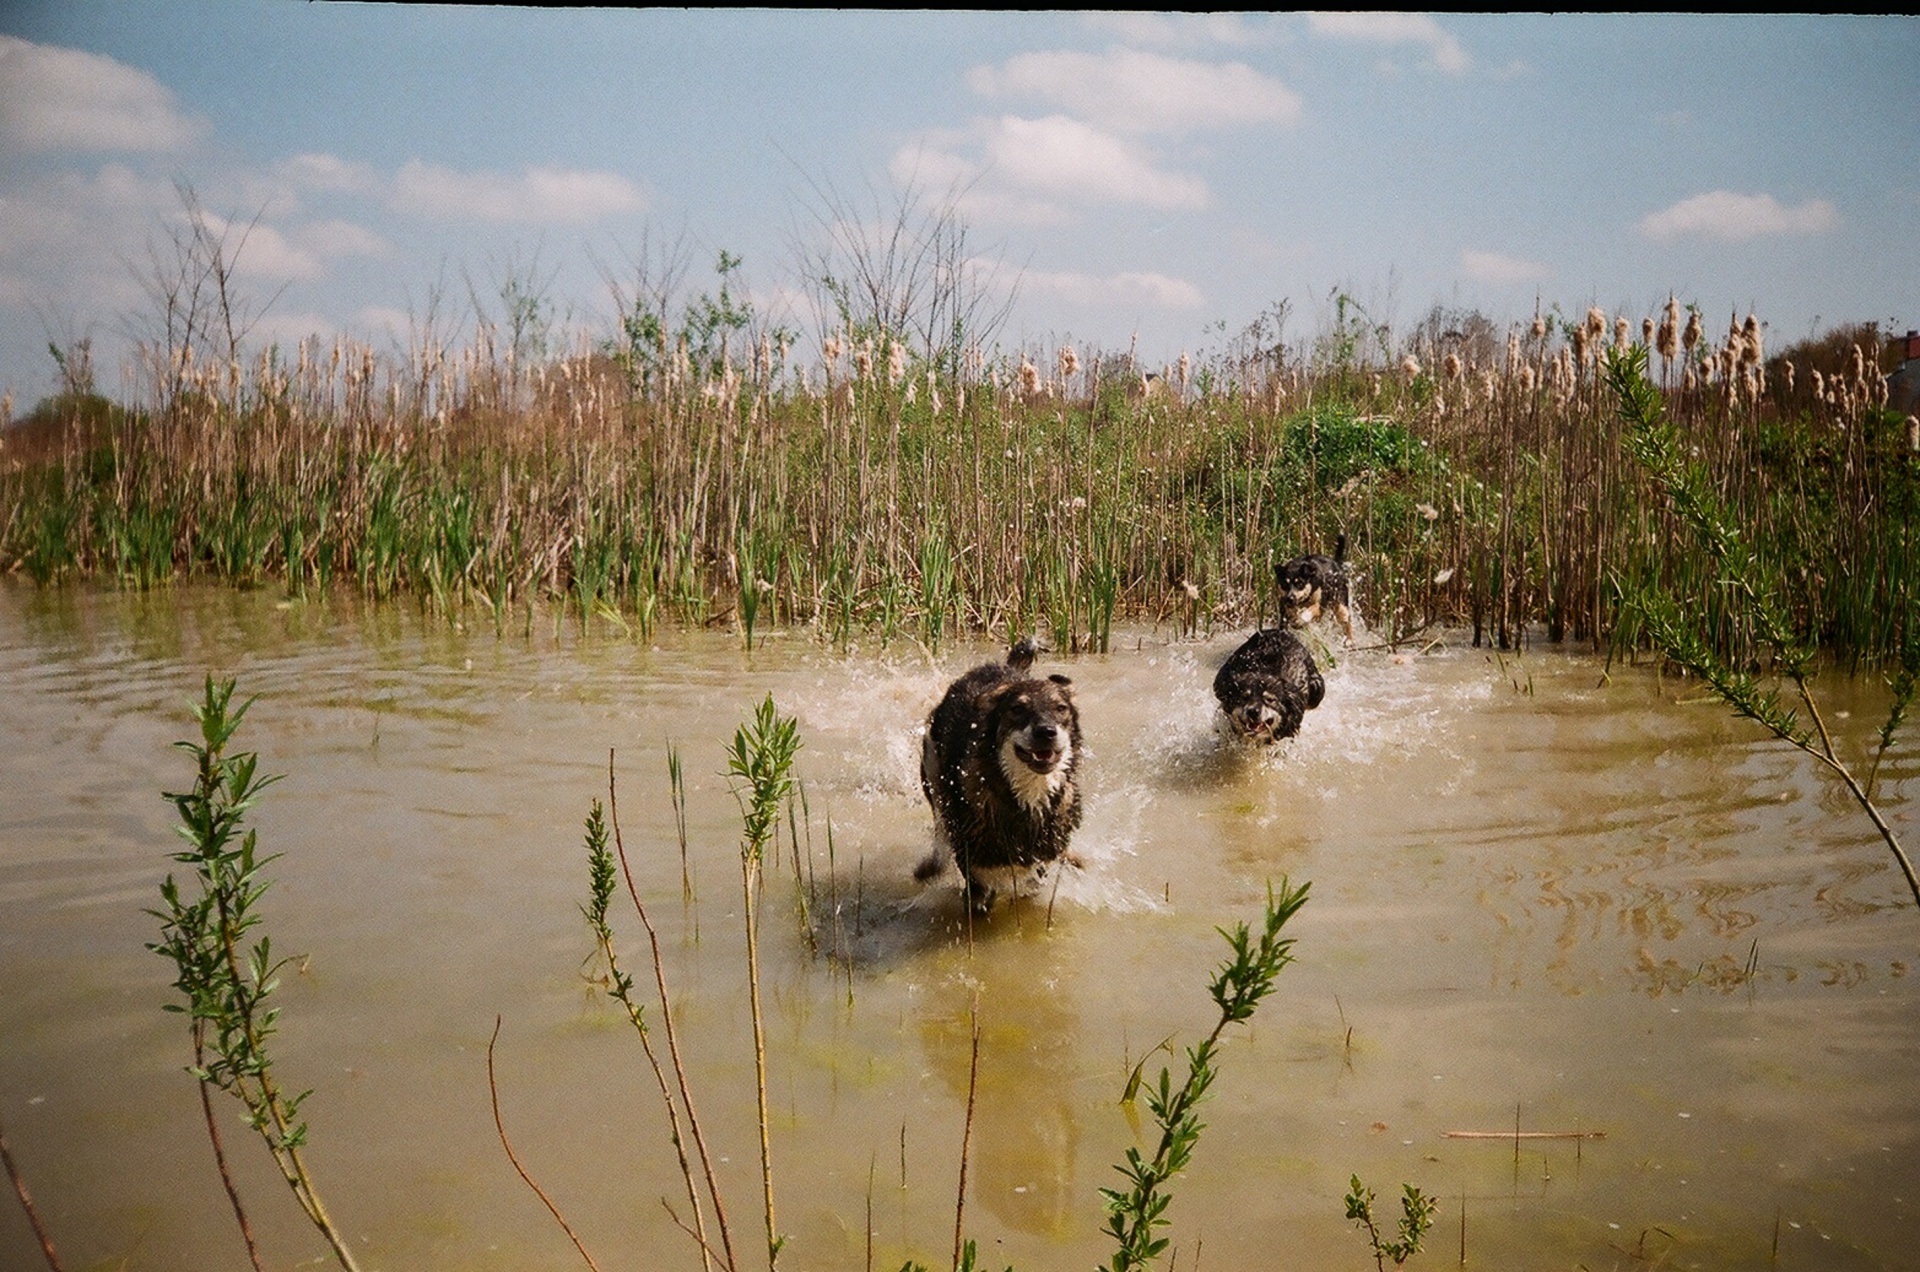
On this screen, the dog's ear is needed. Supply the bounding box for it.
[1048,673,1074,695]
[978,682,1014,711]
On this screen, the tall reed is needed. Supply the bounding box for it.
[6,296,1910,666]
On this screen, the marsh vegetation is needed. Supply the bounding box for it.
[3,194,1915,672]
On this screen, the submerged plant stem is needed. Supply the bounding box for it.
[0,1114,66,1272]
[487,1016,604,1272]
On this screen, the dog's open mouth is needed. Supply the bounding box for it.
[1233,709,1279,742]
[1014,743,1061,772]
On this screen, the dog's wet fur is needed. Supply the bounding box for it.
[1213,627,1326,745]
[1277,533,1353,641]
[917,638,1083,913]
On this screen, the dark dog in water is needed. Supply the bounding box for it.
[917,638,1083,913]
[1276,533,1353,641]
[1213,627,1326,745]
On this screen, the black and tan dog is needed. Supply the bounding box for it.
[1276,533,1353,641]
[1213,627,1326,745]
[917,638,1083,913]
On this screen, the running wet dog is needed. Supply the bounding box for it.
[1213,627,1326,745]
[917,638,1083,913]
[1276,533,1353,642]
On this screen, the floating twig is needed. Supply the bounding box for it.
[1441,1130,1606,1140]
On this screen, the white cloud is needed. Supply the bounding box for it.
[190,212,389,283]
[968,47,1301,135]
[0,35,203,152]
[276,152,382,195]
[1460,249,1550,285]
[1024,268,1206,310]
[295,219,391,260]
[1639,191,1839,243]
[219,221,324,282]
[892,115,1209,223]
[1306,13,1471,75]
[244,308,345,349]
[0,165,177,309]
[391,161,647,223]
[0,166,157,256]
[357,305,415,340]
[992,116,1208,209]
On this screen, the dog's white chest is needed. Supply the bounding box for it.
[999,736,1069,809]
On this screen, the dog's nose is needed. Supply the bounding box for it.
[1032,722,1061,746]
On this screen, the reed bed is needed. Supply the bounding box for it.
[2,302,1913,664]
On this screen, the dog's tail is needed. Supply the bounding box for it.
[1333,532,1347,565]
[1006,636,1039,672]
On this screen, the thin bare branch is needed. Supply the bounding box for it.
[486,1016,604,1272]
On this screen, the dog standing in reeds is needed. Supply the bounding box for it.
[1277,533,1353,642]
[1213,627,1326,745]
[917,638,1083,913]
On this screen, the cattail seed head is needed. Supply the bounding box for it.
[1642,317,1655,349]
[1740,314,1762,366]
[1402,354,1422,377]
[1615,317,1631,350]
[1058,345,1080,380]
[1018,357,1040,396]
[1585,307,1608,343]
[1656,301,1679,361]
[1442,352,1462,380]
[1681,310,1702,354]
[1531,313,1547,341]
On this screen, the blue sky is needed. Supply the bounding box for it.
[1,7,1915,405]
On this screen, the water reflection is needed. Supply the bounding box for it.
[915,948,1084,1237]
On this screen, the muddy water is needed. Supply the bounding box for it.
[0,583,1914,1272]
